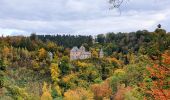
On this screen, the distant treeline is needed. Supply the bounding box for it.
[96,30,170,55]
[37,35,93,48]
[1,30,169,54]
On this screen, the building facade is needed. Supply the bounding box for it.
[70,46,104,60]
[99,49,104,58]
[70,46,91,60]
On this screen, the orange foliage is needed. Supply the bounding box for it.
[41,82,52,100]
[162,51,170,65]
[38,48,47,60]
[2,46,10,58]
[114,85,132,100]
[62,73,77,83]
[91,80,112,99]
[144,51,170,100]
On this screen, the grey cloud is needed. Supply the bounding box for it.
[0,0,169,36]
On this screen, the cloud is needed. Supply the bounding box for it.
[0,0,170,36]
[0,28,27,36]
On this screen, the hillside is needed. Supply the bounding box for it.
[0,27,170,100]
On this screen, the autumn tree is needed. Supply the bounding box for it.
[90,48,99,59]
[91,80,112,100]
[50,63,60,83]
[143,52,170,100]
[0,60,5,93]
[50,63,62,97]
[2,46,10,59]
[41,82,52,100]
[38,48,47,60]
[64,88,94,100]
[143,25,170,100]
[46,41,58,52]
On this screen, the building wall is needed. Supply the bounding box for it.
[70,46,102,60]
[70,50,91,60]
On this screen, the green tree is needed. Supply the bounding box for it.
[59,56,71,75]
[97,34,105,44]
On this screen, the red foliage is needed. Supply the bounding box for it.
[144,51,170,100]
[114,85,132,100]
[91,80,112,100]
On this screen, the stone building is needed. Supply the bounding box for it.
[70,46,104,60]
[70,46,91,60]
[99,49,104,58]
[48,52,53,61]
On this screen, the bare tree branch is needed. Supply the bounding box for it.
[109,0,125,9]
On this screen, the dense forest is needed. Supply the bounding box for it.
[0,26,170,100]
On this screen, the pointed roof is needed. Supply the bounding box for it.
[80,46,85,51]
[100,49,103,53]
[71,46,79,52]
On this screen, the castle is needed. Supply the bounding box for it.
[70,46,103,60]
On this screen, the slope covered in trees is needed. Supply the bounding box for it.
[0,26,170,100]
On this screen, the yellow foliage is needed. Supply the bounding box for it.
[77,61,92,68]
[32,60,39,69]
[106,57,122,66]
[62,73,77,83]
[2,46,10,58]
[64,88,94,100]
[47,41,56,49]
[39,48,47,60]
[54,85,62,96]
[41,92,52,100]
[114,69,125,75]
[50,63,60,82]
[91,49,98,58]
[41,82,52,100]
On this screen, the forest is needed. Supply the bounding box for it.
[0,26,170,100]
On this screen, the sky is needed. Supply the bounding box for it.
[0,0,170,36]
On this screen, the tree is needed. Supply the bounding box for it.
[97,34,105,44]
[142,25,170,100]
[61,73,79,90]
[38,48,47,60]
[59,56,71,75]
[109,0,125,8]
[50,61,62,99]
[30,33,37,41]
[154,24,166,65]
[91,48,99,58]
[41,82,52,100]
[114,84,132,100]
[0,60,6,89]
[50,63,60,83]
[47,41,58,52]
[143,52,170,100]
[50,63,62,97]
[91,80,112,100]
[2,46,10,58]
[64,88,94,100]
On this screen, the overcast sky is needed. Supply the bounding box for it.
[0,0,170,36]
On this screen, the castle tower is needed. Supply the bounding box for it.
[79,46,85,52]
[99,49,104,58]
[70,46,79,60]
